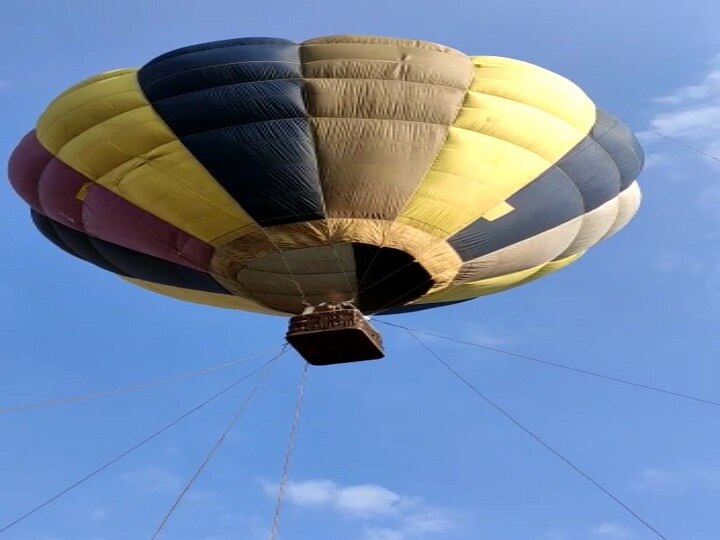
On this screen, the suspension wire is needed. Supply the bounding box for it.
[150,357,279,540]
[378,320,720,408]
[329,240,357,303]
[268,361,310,540]
[406,330,669,540]
[0,345,284,415]
[0,346,290,535]
[649,129,720,164]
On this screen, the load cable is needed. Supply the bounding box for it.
[0,346,289,535]
[269,362,310,540]
[150,356,279,539]
[378,320,720,408]
[0,345,283,414]
[649,129,720,164]
[406,329,669,540]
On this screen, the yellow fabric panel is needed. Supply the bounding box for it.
[411,253,582,304]
[515,252,584,286]
[37,69,144,152]
[35,69,258,245]
[398,57,596,238]
[469,56,595,131]
[481,201,514,221]
[398,127,559,236]
[121,277,286,316]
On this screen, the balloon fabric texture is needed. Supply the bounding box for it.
[8,35,644,316]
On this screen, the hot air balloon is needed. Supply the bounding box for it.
[8,35,643,365]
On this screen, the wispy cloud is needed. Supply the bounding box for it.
[634,463,720,494]
[120,467,181,494]
[262,479,455,540]
[639,55,720,163]
[592,522,633,538]
[89,508,109,521]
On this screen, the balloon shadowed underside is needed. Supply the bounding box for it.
[9,35,644,317]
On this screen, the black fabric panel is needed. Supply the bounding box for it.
[32,210,128,275]
[554,135,621,213]
[592,109,644,189]
[143,37,297,72]
[31,210,231,294]
[180,119,323,226]
[141,62,302,102]
[138,39,325,227]
[353,244,434,313]
[448,168,585,261]
[380,298,472,315]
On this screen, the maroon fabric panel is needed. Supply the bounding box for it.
[37,156,89,230]
[82,187,213,271]
[8,130,51,211]
[8,130,214,272]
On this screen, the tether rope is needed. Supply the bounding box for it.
[0,345,283,414]
[406,329,669,540]
[268,361,310,540]
[377,320,720,408]
[0,347,289,535]
[150,356,279,539]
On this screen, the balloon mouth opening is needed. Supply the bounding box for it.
[354,244,434,314]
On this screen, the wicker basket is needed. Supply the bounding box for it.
[286,308,384,366]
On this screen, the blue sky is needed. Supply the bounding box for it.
[2,1,720,539]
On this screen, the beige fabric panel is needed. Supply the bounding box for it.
[210,217,461,313]
[307,119,452,219]
[300,36,474,220]
[234,245,358,314]
[262,218,460,289]
[453,218,583,284]
[302,36,469,81]
[557,197,621,258]
[324,218,461,292]
[602,181,642,240]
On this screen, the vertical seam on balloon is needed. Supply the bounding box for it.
[353,56,476,303]
[133,66,316,311]
[299,41,357,306]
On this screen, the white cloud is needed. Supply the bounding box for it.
[592,522,632,538]
[120,467,180,494]
[634,463,720,494]
[541,530,570,540]
[264,480,402,517]
[469,327,516,347]
[361,509,453,540]
[651,252,704,274]
[642,55,720,162]
[653,55,720,105]
[263,479,454,539]
[89,508,109,521]
[362,526,406,540]
[635,468,679,491]
[336,484,403,516]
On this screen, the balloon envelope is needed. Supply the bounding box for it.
[8,35,643,316]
